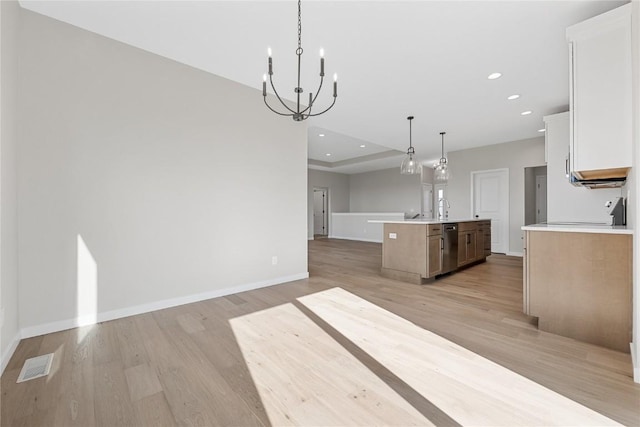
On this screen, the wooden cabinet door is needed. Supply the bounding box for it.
[466,231,476,261]
[457,232,467,266]
[427,235,442,277]
[568,4,632,174]
[475,229,484,261]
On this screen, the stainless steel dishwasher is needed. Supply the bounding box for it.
[441,223,458,274]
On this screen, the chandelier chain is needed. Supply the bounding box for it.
[297,0,303,54]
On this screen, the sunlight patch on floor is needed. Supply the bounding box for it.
[298,287,621,427]
[229,302,433,426]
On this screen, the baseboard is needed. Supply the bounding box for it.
[329,235,382,243]
[632,342,640,383]
[506,251,524,257]
[1,330,22,375]
[20,272,309,340]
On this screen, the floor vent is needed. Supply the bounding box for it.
[17,353,54,383]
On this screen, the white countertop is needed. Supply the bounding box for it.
[521,223,632,235]
[368,218,488,225]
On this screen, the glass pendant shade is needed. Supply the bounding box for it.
[434,159,450,182]
[400,115,420,175]
[401,151,419,175]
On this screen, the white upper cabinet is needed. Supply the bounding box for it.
[567,4,632,180]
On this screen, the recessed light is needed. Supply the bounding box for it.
[318,133,325,137]
[538,128,546,132]
[507,94,520,100]
[359,144,366,148]
[488,72,502,80]
[521,110,532,116]
[325,153,331,156]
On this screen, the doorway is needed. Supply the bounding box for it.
[313,188,328,238]
[421,184,433,219]
[471,169,509,254]
[524,166,547,225]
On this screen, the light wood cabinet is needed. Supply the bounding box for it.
[427,235,443,278]
[457,221,478,267]
[567,4,632,179]
[381,220,489,285]
[523,230,632,352]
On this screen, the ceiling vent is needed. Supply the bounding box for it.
[17,353,54,383]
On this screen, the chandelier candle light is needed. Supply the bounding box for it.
[434,131,451,182]
[400,116,419,175]
[262,0,338,121]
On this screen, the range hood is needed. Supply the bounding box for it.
[570,167,629,189]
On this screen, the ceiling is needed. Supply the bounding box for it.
[20,0,628,174]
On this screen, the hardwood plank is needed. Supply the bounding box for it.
[132,392,177,427]
[124,363,163,402]
[93,360,138,426]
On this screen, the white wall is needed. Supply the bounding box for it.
[447,137,545,255]
[630,0,639,383]
[0,0,21,371]
[307,169,349,239]
[17,10,308,334]
[349,167,422,216]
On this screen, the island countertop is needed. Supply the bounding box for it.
[521,223,632,235]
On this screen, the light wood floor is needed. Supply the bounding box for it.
[2,238,639,426]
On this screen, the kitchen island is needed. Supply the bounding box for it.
[522,223,632,352]
[369,219,491,285]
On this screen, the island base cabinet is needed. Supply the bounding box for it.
[525,230,632,353]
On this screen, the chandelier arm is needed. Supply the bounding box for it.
[269,74,297,114]
[263,97,294,116]
[307,96,336,117]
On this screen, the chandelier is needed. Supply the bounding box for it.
[262,0,338,121]
[434,132,451,182]
[400,116,420,175]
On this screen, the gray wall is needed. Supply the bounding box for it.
[17,9,308,332]
[447,137,545,254]
[349,167,421,216]
[308,169,350,239]
[1,0,20,366]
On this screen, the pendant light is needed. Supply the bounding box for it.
[400,116,419,175]
[262,0,337,121]
[434,131,450,182]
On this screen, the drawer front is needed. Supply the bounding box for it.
[426,224,442,236]
[458,221,478,232]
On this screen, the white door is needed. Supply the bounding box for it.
[422,184,433,219]
[535,175,547,224]
[434,184,447,220]
[471,169,509,254]
[313,189,327,236]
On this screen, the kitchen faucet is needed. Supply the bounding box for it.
[438,198,450,220]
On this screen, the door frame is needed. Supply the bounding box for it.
[470,168,509,254]
[312,187,329,237]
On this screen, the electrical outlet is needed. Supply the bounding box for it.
[272,256,278,266]
[389,233,397,239]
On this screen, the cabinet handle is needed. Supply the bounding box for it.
[441,238,444,250]
[565,155,570,179]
